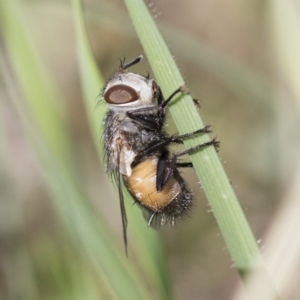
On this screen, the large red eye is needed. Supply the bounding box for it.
[104,84,139,104]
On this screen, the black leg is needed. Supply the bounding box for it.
[127,85,191,131]
[175,125,211,139]
[141,125,212,156]
[127,106,162,115]
[172,137,219,158]
[161,86,184,108]
[126,113,161,131]
[193,98,201,108]
[156,149,169,191]
[160,137,219,189]
[176,162,193,168]
[127,106,165,130]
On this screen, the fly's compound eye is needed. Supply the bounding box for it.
[104,84,139,104]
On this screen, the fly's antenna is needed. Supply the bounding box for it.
[119,55,143,72]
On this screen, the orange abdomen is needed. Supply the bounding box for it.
[123,158,181,212]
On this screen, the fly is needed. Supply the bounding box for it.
[102,55,219,253]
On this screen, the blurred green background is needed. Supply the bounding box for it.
[1,0,300,299]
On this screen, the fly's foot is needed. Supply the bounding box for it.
[193,98,201,108]
[211,136,220,152]
[202,124,212,133]
[178,84,189,94]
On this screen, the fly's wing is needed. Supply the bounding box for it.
[115,147,128,255]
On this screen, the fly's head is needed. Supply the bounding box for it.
[103,55,159,110]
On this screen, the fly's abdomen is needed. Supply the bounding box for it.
[123,158,192,222]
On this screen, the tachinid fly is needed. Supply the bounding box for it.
[102,55,218,252]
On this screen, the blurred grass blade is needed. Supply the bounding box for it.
[72,0,171,298]
[71,0,105,157]
[123,0,279,298]
[0,99,38,300]
[85,1,272,108]
[165,29,273,110]
[270,0,300,111]
[231,163,300,299]
[0,0,73,170]
[1,0,157,299]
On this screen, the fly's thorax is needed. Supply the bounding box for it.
[103,72,159,109]
[104,98,162,177]
[106,108,150,133]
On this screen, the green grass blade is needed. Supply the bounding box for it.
[123,0,279,298]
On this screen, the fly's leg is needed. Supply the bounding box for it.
[126,106,164,130]
[126,86,184,129]
[193,99,201,108]
[141,125,212,156]
[160,84,200,108]
[159,137,220,190]
[160,86,185,108]
[156,149,169,191]
[132,124,216,191]
[176,162,193,168]
[127,85,191,130]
